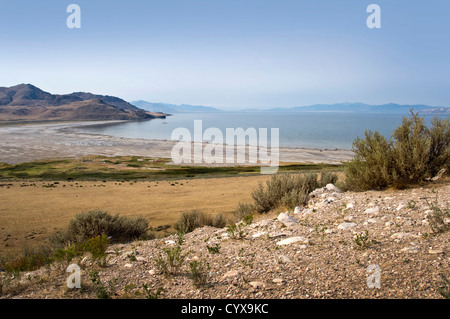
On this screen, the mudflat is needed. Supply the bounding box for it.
[0,121,354,165]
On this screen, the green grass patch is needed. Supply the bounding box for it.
[0,156,341,181]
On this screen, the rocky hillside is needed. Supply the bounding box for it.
[0,84,167,122]
[2,180,449,299]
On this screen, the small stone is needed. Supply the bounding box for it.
[367,218,378,224]
[124,263,133,268]
[401,246,421,253]
[390,232,418,240]
[276,236,309,246]
[337,222,357,230]
[277,213,299,228]
[344,215,355,222]
[249,281,266,289]
[252,232,266,238]
[165,240,176,245]
[325,183,342,193]
[428,249,444,254]
[294,206,302,214]
[278,255,292,263]
[364,207,380,214]
[272,278,285,284]
[148,269,156,275]
[222,270,240,281]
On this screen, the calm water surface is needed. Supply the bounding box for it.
[77,112,448,150]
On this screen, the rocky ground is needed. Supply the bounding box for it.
[1,180,449,299]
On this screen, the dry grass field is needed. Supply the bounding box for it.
[0,175,272,258]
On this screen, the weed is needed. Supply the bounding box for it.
[426,195,450,234]
[206,244,221,254]
[142,285,164,299]
[354,230,375,250]
[89,270,118,299]
[189,259,210,288]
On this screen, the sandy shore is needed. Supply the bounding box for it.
[0,121,354,165]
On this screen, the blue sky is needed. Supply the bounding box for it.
[0,0,449,109]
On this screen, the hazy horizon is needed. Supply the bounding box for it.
[1,0,449,109]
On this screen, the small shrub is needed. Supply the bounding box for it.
[353,231,375,250]
[173,210,212,233]
[251,173,321,214]
[83,234,110,265]
[345,111,450,191]
[320,171,338,186]
[437,273,450,299]
[3,245,53,273]
[189,259,210,288]
[89,270,118,299]
[212,213,228,228]
[142,285,164,299]
[426,196,450,234]
[155,245,187,276]
[206,243,221,254]
[51,210,148,248]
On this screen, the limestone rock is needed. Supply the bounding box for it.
[277,213,299,228]
[337,222,357,230]
[276,236,309,246]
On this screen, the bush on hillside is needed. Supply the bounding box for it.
[345,111,450,191]
[251,172,329,214]
[51,210,149,248]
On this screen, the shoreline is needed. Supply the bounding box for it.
[0,120,355,165]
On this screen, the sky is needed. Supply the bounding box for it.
[0,0,449,109]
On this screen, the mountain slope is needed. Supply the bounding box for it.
[0,84,167,122]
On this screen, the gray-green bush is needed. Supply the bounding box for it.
[250,172,323,214]
[51,210,149,248]
[345,111,450,191]
[173,210,227,233]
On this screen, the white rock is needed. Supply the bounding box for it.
[401,246,421,253]
[337,222,357,230]
[277,213,299,228]
[276,236,309,246]
[364,207,380,214]
[272,278,285,284]
[344,215,355,222]
[249,281,266,289]
[325,183,342,193]
[385,221,395,227]
[367,218,378,224]
[294,206,302,214]
[165,240,176,245]
[222,270,240,280]
[390,232,419,240]
[252,232,266,238]
[278,255,292,263]
[396,203,407,211]
[346,203,354,209]
[124,263,133,268]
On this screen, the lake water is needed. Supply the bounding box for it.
[78,112,448,150]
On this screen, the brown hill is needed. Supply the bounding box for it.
[0,84,167,122]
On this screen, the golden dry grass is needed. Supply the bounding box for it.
[0,175,271,258]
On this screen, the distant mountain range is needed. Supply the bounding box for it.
[132,100,450,115]
[0,84,168,122]
[259,103,450,114]
[1,84,448,124]
[131,100,220,113]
